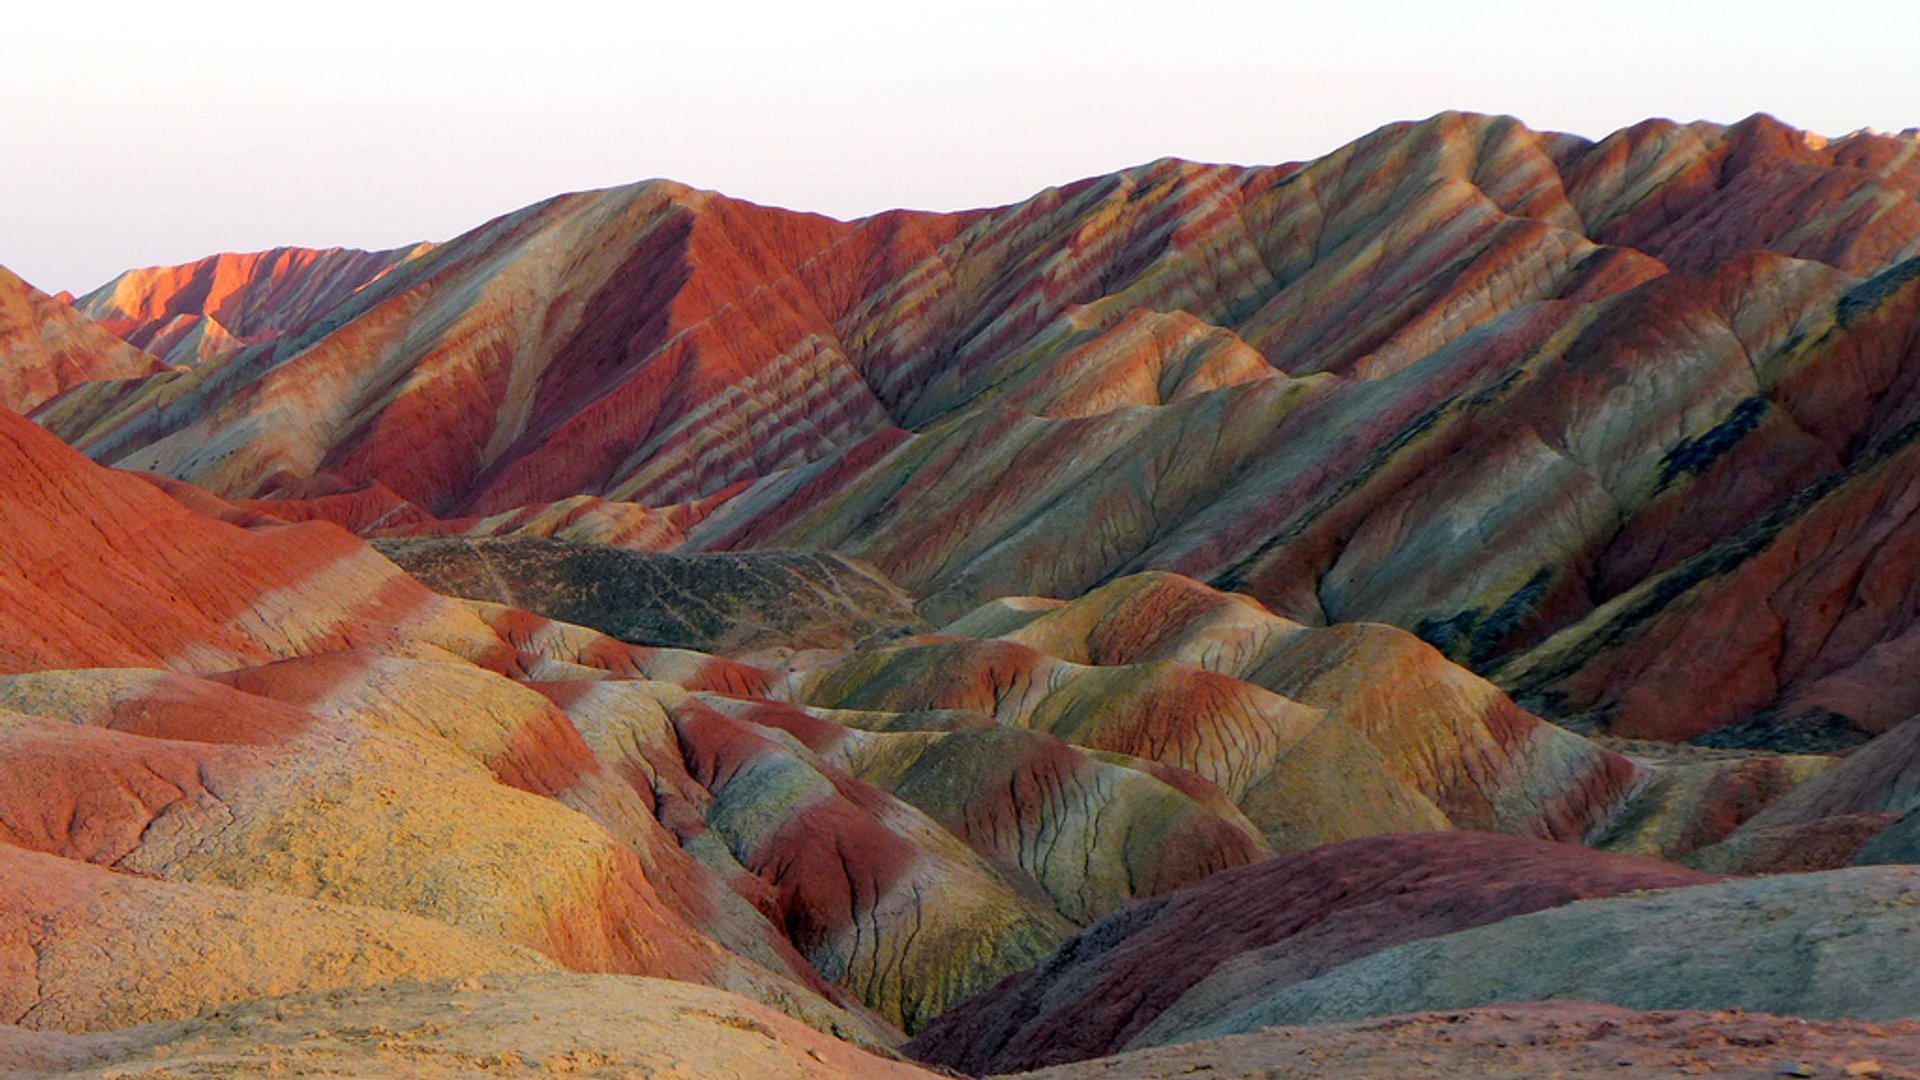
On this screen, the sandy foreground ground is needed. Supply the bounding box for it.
[0,973,932,1079]
[1010,1002,1920,1080]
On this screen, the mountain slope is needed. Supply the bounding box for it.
[1153,865,1920,1036]
[8,109,1920,1075]
[36,113,1920,749]
[0,266,166,412]
[907,831,1709,1073]
[76,244,426,364]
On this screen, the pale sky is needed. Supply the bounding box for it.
[5,0,1917,295]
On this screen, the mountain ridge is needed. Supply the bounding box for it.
[29,109,1920,751]
[7,107,1920,1077]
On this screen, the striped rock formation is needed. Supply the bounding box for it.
[842,573,1640,849]
[906,832,1710,1073]
[1145,865,1920,1038]
[32,113,1920,753]
[1857,810,1920,864]
[154,477,716,551]
[1680,712,1920,871]
[0,692,882,1034]
[0,396,1657,1037]
[75,245,426,365]
[106,310,245,366]
[0,405,764,684]
[7,110,1920,1074]
[0,404,1284,1040]
[0,400,1658,1044]
[719,698,1271,923]
[534,680,1263,1032]
[0,407,908,1045]
[1587,740,1838,863]
[0,266,166,413]
[649,692,1073,1031]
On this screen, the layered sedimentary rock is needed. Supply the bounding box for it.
[1589,740,1837,862]
[906,832,1709,1073]
[681,694,1271,924]
[910,574,1639,848]
[76,245,425,361]
[0,481,1632,1042]
[1682,713,1920,870]
[0,445,1650,1045]
[111,311,245,366]
[37,112,1920,750]
[197,653,847,991]
[1857,809,1920,863]
[1492,275,1920,744]
[0,266,166,412]
[533,678,1265,1033]
[9,110,1920,1074]
[655,693,1073,1031]
[0,405,722,680]
[1154,866,1920,1039]
[37,188,973,514]
[0,408,905,1045]
[0,405,1280,1040]
[0,703,831,1013]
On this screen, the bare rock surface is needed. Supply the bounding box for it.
[1152,866,1920,1043]
[906,832,1709,1074]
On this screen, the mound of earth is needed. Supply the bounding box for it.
[906,831,1709,1073]
[1152,865,1920,1042]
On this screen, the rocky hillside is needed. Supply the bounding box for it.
[5,110,1920,1076]
[908,831,1713,1073]
[0,266,165,412]
[74,245,426,365]
[30,111,1920,753]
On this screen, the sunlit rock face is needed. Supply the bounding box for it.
[0,265,166,412]
[0,393,1646,1046]
[6,110,1920,1074]
[36,111,1920,749]
[75,244,427,365]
